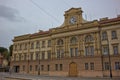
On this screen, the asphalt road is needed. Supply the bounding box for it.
[0,72,120,80]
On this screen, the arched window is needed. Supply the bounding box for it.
[70,37,77,44]
[57,39,64,45]
[85,35,93,42]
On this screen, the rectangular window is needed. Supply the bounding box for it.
[70,48,74,57]
[31,42,34,49]
[85,46,94,56]
[30,65,32,71]
[14,54,16,61]
[112,31,117,39]
[24,43,27,50]
[35,65,38,71]
[47,65,50,71]
[41,65,44,71]
[47,51,51,59]
[115,62,120,70]
[19,54,21,61]
[20,44,22,50]
[55,64,58,71]
[104,62,109,70]
[24,54,27,60]
[48,40,51,47]
[36,52,39,60]
[36,41,40,49]
[102,32,107,40]
[113,45,118,55]
[42,41,45,48]
[57,50,60,59]
[90,63,94,70]
[85,63,88,70]
[30,53,33,60]
[75,48,78,56]
[102,46,109,55]
[60,64,63,71]
[42,51,45,60]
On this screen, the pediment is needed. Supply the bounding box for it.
[65,7,82,15]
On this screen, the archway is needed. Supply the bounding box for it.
[69,62,78,77]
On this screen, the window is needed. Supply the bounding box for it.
[42,41,45,48]
[112,31,117,39]
[30,65,32,71]
[14,45,17,51]
[113,45,118,55]
[57,49,64,59]
[102,46,109,55]
[14,54,16,61]
[75,48,78,56]
[35,65,38,71]
[57,39,64,45]
[70,48,79,57]
[47,51,51,59]
[70,48,74,57]
[85,35,93,42]
[24,43,27,50]
[42,51,45,60]
[20,44,22,50]
[31,42,34,49]
[102,32,107,40]
[60,64,63,71]
[30,53,33,60]
[24,53,27,60]
[90,63,94,70]
[55,64,58,71]
[47,65,50,71]
[36,41,40,49]
[104,62,109,70]
[19,54,21,61]
[48,40,51,47]
[41,65,44,71]
[23,65,25,71]
[36,52,39,60]
[115,62,120,70]
[85,46,94,56]
[85,63,88,70]
[70,37,77,44]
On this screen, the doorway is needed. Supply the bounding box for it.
[69,62,78,77]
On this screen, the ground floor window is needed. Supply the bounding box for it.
[85,63,88,70]
[115,62,120,70]
[23,65,25,71]
[30,65,32,71]
[60,64,63,71]
[104,62,109,70]
[90,63,94,70]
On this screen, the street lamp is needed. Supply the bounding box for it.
[107,35,112,78]
[38,46,40,75]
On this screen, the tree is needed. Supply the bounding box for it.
[9,45,13,56]
[0,47,9,60]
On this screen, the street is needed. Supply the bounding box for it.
[0,72,120,80]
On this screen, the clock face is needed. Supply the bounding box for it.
[69,16,76,24]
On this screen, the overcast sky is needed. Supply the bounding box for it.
[0,0,120,49]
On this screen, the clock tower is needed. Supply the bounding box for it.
[64,8,84,26]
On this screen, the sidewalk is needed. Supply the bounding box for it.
[0,72,120,80]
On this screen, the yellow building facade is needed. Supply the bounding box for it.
[10,8,120,77]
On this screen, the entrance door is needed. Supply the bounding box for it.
[69,62,78,77]
[14,66,20,73]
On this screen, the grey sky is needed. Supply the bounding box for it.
[0,0,120,48]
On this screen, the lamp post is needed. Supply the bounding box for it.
[107,35,112,78]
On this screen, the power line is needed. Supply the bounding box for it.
[29,0,60,23]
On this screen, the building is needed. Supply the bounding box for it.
[10,8,120,77]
